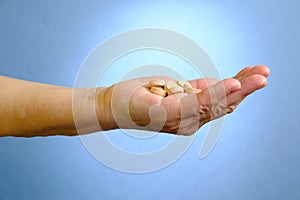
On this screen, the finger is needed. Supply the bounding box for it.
[189,78,219,90]
[234,65,270,81]
[234,66,254,80]
[226,74,268,106]
[198,78,241,105]
[225,75,268,114]
[248,65,270,77]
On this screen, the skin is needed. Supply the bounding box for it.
[0,65,270,137]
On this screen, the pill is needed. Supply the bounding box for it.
[184,87,202,94]
[164,81,177,90]
[192,88,202,93]
[148,79,199,97]
[165,82,178,89]
[167,85,184,95]
[148,79,166,87]
[176,80,192,88]
[150,86,167,97]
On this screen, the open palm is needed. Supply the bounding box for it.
[106,65,270,135]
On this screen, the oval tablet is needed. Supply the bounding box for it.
[148,79,166,87]
[168,85,184,95]
[164,82,178,90]
[184,87,202,94]
[177,80,192,88]
[150,86,167,97]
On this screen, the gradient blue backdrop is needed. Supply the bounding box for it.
[0,0,299,199]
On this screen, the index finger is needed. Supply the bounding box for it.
[188,78,219,90]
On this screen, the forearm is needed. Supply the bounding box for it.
[0,76,116,137]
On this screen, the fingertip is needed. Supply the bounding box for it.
[248,74,268,90]
[259,75,268,88]
[254,65,271,77]
[232,78,242,89]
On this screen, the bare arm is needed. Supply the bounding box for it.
[0,76,114,137]
[0,65,270,137]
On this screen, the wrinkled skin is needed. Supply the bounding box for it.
[101,65,270,135]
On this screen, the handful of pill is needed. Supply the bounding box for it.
[148,79,201,97]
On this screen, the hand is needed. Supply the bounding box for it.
[97,65,270,135]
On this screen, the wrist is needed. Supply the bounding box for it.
[95,87,118,131]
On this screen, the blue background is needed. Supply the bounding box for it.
[0,0,299,199]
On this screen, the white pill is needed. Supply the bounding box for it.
[192,88,202,93]
[176,79,192,88]
[167,85,184,95]
[164,82,178,90]
[150,86,167,97]
[184,87,202,94]
[148,79,166,87]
